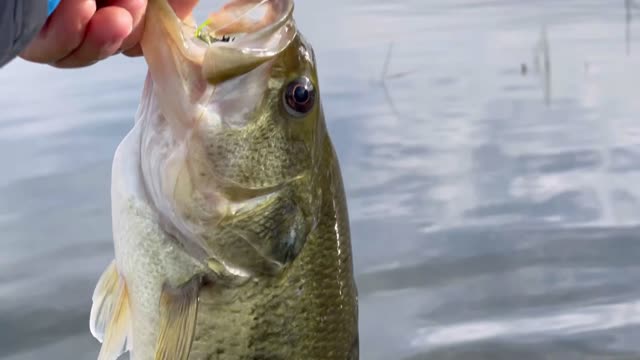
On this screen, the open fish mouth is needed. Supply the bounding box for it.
[140,0,299,131]
[151,0,297,85]
[192,0,294,44]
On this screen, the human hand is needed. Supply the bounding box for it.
[19,0,198,68]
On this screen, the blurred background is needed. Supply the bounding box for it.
[3,0,640,359]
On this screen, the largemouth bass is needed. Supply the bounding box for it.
[89,0,359,359]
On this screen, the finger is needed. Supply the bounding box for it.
[20,0,97,64]
[122,44,143,57]
[123,0,198,58]
[54,6,133,68]
[169,0,199,19]
[108,0,147,52]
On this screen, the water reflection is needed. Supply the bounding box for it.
[533,26,552,105]
[626,0,634,55]
[2,1,640,360]
[346,1,640,359]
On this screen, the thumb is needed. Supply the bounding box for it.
[123,0,199,57]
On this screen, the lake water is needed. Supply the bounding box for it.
[2,0,640,359]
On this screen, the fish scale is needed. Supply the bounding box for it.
[89,0,358,359]
[189,138,358,359]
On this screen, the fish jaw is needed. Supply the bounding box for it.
[140,0,296,119]
[138,0,297,137]
[137,0,300,260]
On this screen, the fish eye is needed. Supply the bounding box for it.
[283,77,316,117]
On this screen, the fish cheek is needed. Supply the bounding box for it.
[205,189,313,276]
[238,188,311,265]
[201,120,310,189]
[259,192,311,265]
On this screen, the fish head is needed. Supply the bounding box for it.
[139,0,328,275]
[197,1,323,190]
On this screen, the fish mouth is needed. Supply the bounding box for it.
[139,0,298,136]
[148,0,297,84]
[194,0,296,84]
[137,0,302,267]
[139,0,301,210]
[191,0,295,46]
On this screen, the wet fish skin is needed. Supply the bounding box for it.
[186,27,359,360]
[191,126,359,359]
[89,1,359,359]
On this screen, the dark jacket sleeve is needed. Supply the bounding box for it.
[0,0,48,68]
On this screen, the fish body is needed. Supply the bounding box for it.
[89,1,359,359]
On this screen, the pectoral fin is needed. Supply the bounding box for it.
[154,277,201,360]
[90,260,132,360]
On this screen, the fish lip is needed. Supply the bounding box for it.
[176,0,296,64]
[207,0,295,43]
